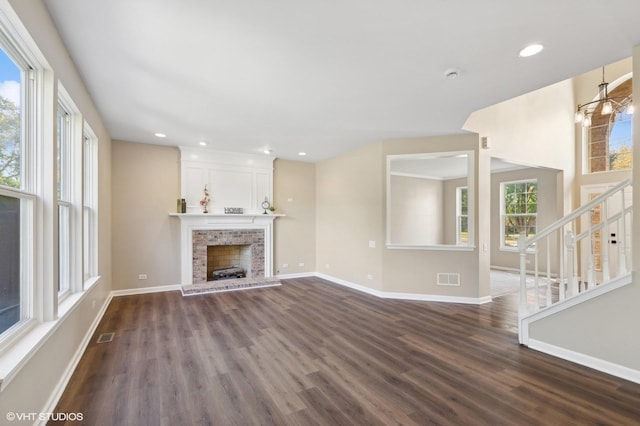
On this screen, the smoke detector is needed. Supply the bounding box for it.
[444,68,461,79]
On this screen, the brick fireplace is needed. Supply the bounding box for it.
[171,213,277,286]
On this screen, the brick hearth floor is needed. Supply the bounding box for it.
[181,276,281,296]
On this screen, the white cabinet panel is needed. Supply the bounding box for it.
[180,148,274,214]
[210,170,253,209]
[184,166,205,209]
[256,172,272,210]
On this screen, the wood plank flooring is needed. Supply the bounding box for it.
[50,277,640,425]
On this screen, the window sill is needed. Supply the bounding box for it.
[0,276,101,392]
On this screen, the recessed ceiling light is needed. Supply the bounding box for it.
[298,152,307,156]
[154,132,167,138]
[519,43,544,57]
[264,149,272,154]
[199,141,207,146]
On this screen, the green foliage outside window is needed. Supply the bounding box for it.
[0,96,20,188]
[503,181,537,247]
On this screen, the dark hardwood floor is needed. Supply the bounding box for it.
[51,277,640,425]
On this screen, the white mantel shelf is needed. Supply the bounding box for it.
[169,213,285,219]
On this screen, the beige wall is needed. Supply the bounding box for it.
[463,77,576,218]
[381,134,489,298]
[111,141,181,290]
[0,0,112,417]
[316,142,385,290]
[273,159,316,275]
[490,167,561,272]
[389,175,443,245]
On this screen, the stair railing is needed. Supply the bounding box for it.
[518,178,632,317]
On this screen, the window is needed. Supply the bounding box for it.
[57,103,71,296]
[0,42,35,338]
[456,186,468,245]
[83,124,98,283]
[0,45,21,188]
[501,180,537,249]
[587,77,632,173]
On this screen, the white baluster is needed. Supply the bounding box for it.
[601,201,610,282]
[546,238,552,307]
[619,189,628,275]
[518,234,530,314]
[565,230,576,298]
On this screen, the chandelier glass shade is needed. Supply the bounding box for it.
[575,67,633,127]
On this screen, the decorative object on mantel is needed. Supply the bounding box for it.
[200,185,211,213]
[224,207,244,214]
[176,198,187,213]
[261,197,271,214]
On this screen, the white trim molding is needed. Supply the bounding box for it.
[110,284,183,297]
[527,339,640,385]
[315,273,492,304]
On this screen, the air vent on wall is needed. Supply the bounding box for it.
[437,273,461,286]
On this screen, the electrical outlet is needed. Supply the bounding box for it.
[282,263,289,268]
[298,262,304,267]
[325,264,330,269]
[138,274,148,280]
[368,240,376,248]
[367,274,373,280]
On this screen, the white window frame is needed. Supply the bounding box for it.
[500,179,537,252]
[456,186,468,245]
[57,102,71,299]
[0,30,38,348]
[82,123,98,285]
[57,84,83,299]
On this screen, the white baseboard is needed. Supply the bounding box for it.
[527,339,640,385]
[277,272,316,280]
[110,284,182,297]
[38,293,113,425]
[315,272,492,305]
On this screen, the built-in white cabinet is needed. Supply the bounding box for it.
[180,147,274,214]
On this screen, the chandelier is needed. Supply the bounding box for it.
[574,66,633,127]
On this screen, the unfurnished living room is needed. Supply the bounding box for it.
[1,0,640,424]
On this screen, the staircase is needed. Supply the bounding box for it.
[517,178,633,344]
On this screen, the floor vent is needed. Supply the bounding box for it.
[437,273,461,286]
[96,332,115,343]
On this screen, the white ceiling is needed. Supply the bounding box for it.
[43,0,640,162]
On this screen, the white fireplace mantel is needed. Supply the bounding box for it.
[170,213,282,285]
